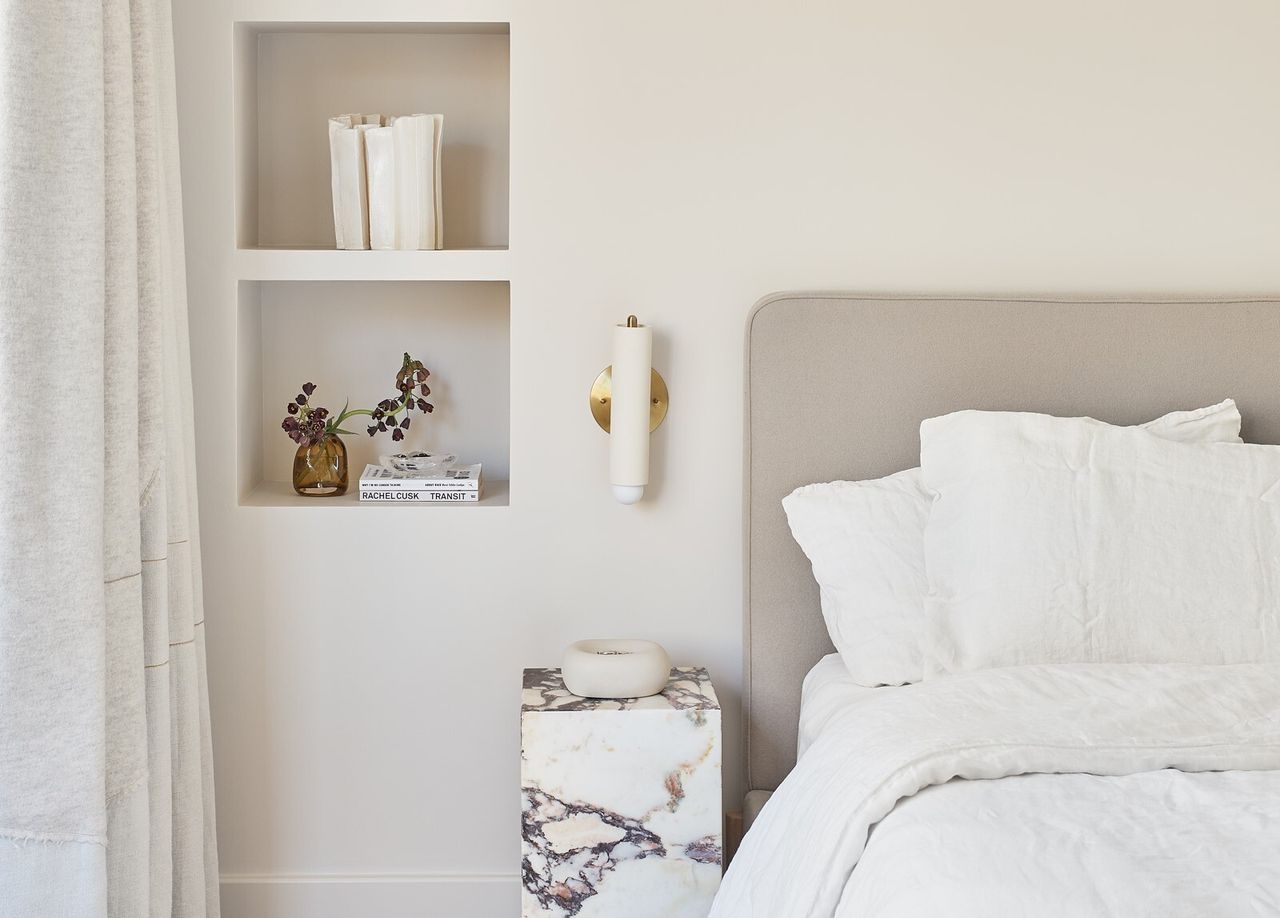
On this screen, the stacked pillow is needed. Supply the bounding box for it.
[783,400,1260,686]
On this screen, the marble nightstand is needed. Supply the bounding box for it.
[520,667,722,918]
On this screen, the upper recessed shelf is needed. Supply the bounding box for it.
[237,21,510,35]
[234,22,510,250]
[235,246,510,282]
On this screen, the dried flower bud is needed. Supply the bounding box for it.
[296,393,307,406]
[302,382,316,396]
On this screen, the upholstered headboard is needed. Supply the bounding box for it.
[743,293,1280,800]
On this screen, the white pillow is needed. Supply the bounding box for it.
[920,403,1278,676]
[783,400,1241,686]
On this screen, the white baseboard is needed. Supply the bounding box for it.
[219,872,520,918]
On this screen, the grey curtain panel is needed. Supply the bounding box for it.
[0,0,219,916]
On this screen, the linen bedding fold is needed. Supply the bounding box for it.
[710,663,1280,918]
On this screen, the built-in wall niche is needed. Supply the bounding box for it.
[238,280,510,507]
[234,22,510,251]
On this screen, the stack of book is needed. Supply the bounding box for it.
[328,113,444,251]
[358,462,483,503]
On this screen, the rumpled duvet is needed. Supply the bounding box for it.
[711,664,1280,917]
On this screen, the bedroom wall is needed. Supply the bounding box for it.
[172,0,1280,914]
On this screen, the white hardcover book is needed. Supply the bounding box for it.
[361,482,480,492]
[327,115,353,248]
[361,489,479,503]
[364,126,397,250]
[359,463,482,491]
[361,479,480,490]
[331,122,370,250]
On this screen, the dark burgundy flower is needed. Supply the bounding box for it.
[302,382,316,396]
[391,428,404,442]
[400,417,410,429]
[295,393,307,406]
[287,402,298,415]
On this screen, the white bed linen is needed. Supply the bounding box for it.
[797,654,884,761]
[713,663,1280,918]
[841,769,1280,917]
[782,401,1242,687]
[920,410,1280,674]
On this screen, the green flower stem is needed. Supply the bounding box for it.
[325,396,410,435]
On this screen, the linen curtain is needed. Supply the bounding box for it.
[0,0,219,915]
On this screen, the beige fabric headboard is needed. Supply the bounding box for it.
[744,293,1280,795]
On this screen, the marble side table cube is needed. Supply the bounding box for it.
[520,667,722,918]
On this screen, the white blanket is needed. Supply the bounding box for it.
[797,654,883,761]
[712,664,1280,917]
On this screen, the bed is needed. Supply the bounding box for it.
[717,293,1280,917]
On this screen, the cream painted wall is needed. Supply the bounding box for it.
[173,1,1280,915]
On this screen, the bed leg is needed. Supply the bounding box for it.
[724,811,744,866]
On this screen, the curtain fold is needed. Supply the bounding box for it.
[0,0,219,915]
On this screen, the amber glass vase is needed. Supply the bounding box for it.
[292,434,348,497]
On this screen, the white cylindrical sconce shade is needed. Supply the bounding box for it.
[610,320,652,504]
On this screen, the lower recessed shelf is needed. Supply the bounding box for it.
[242,479,509,508]
[237,279,510,509]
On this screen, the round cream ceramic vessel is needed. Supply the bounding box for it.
[561,639,671,698]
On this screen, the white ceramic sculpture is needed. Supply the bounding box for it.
[393,113,444,250]
[561,639,671,698]
[364,124,397,250]
[328,115,371,250]
[329,113,443,252]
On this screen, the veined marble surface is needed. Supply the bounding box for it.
[520,667,722,917]
[522,666,719,714]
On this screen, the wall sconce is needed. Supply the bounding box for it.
[590,316,669,504]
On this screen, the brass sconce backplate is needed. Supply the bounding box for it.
[590,367,669,433]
